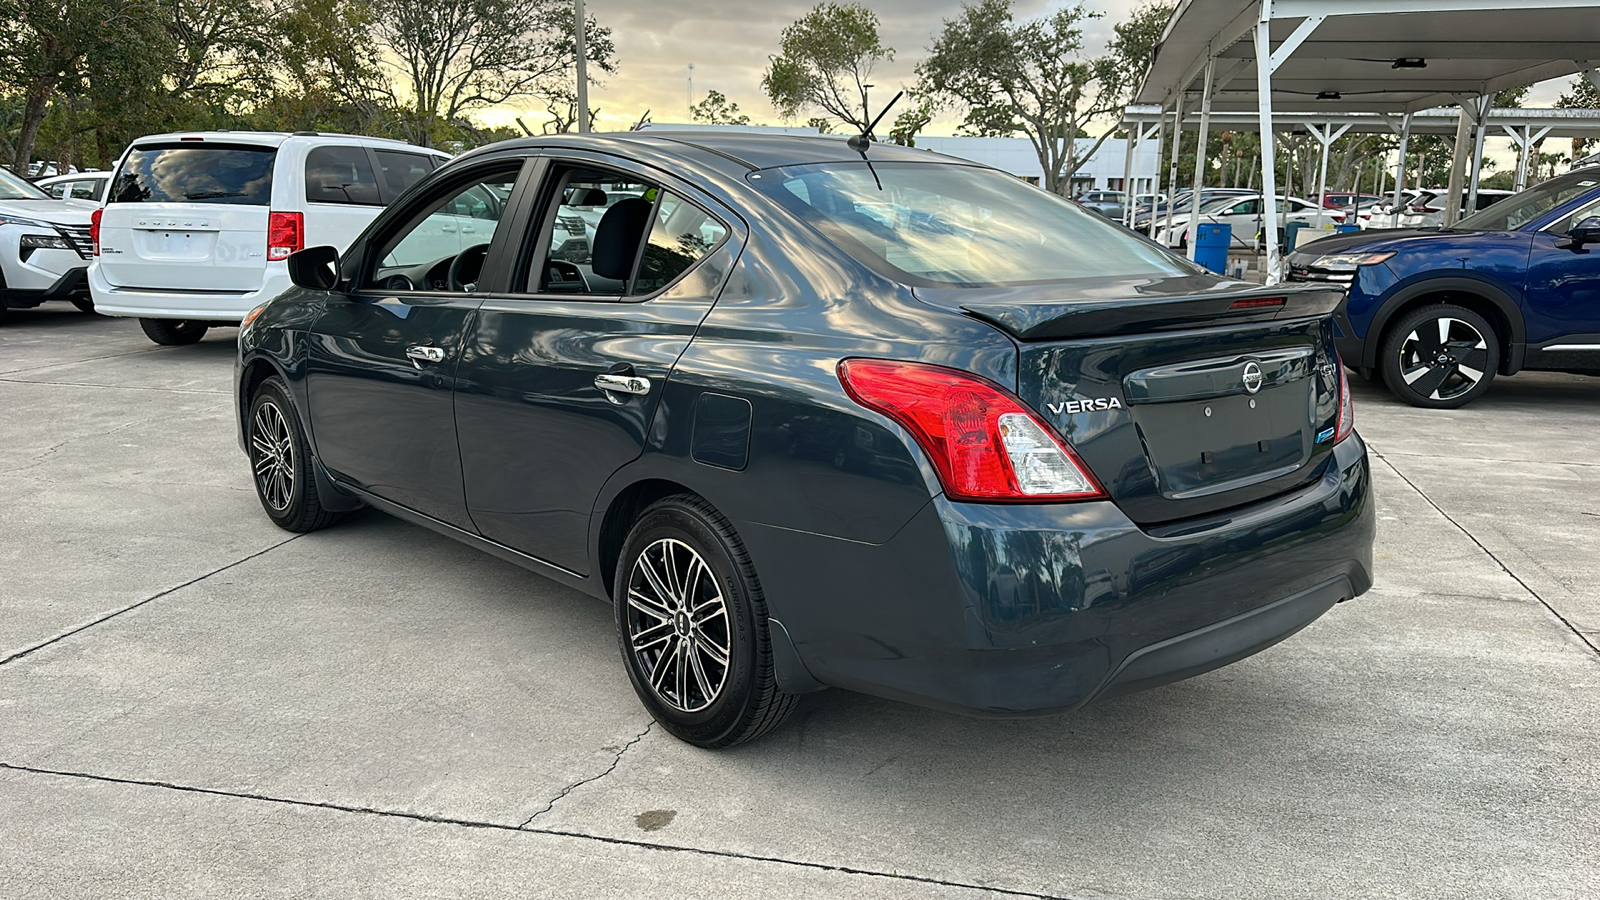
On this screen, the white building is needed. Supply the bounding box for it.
[637,123,1162,195]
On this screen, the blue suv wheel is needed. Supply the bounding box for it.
[1379,303,1499,408]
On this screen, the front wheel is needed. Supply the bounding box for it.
[614,495,798,748]
[140,318,209,345]
[246,378,343,532]
[1379,303,1499,408]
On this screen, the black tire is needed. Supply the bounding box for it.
[246,377,343,532]
[140,317,209,345]
[614,495,798,748]
[71,297,97,314]
[1379,303,1499,409]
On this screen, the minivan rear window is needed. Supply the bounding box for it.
[111,143,276,205]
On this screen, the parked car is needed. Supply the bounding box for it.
[37,171,110,202]
[1321,192,1383,210]
[1287,165,1600,408]
[88,131,450,345]
[1360,189,1425,229]
[25,161,78,179]
[1132,188,1256,235]
[236,131,1374,748]
[0,166,97,323]
[1076,190,1129,219]
[1396,188,1515,228]
[1154,194,1340,250]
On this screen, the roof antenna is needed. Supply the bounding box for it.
[847,90,905,153]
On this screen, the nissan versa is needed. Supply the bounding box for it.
[236,132,1374,748]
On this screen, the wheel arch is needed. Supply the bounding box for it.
[595,477,704,601]
[1364,277,1526,375]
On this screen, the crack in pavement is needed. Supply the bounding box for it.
[1,418,160,476]
[0,376,230,395]
[1374,448,1600,657]
[0,535,302,668]
[0,761,1072,899]
[0,345,167,378]
[519,722,654,828]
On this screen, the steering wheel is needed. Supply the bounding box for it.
[448,243,491,292]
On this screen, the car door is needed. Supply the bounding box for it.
[1524,195,1600,347]
[302,159,531,531]
[453,154,743,575]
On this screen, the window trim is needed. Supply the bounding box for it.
[503,155,736,304]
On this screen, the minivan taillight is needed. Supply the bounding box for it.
[838,359,1106,502]
[90,208,102,256]
[268,211,303,261]
[1336,360,1355,443]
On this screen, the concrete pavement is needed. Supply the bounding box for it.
[2,306,1597,898]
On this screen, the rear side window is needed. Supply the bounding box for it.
[375,150,436,198]
[304,146,381,205]
[111,143,275,205]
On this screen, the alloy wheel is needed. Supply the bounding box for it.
[1397,316,1490,402]
[250,400,296,512]
[624,538,731,713]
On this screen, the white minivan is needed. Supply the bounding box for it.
[89,131,450,344]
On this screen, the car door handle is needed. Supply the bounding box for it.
[594,373,652,396]
[406,345,446,364]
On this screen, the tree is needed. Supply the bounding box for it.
[364,0,616,146]
[888,98,935,147]
[1557,77,1599,157]
[690,90,752,126]
[0,0,170,169]
[762,3,893,135]
[918,0,1171,194]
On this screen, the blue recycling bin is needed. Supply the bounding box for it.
[1336,223,1360,234]
[1194,222,1231,274]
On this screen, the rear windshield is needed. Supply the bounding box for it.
[753,162,1190,287]
[111,143,276,205]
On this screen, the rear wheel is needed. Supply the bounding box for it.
[1379,303,1499,409]
[614,495,798,748]
[140,318,209,345]
[246,377,343,532]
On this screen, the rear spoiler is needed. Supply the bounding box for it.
[954,284,1346,341]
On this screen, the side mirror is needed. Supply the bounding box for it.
[1562,216,1600,250]
[287,245,342,290]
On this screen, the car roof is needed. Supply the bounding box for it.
[126,131,427,150]
[37,172,107,183]
[458,130,968,173]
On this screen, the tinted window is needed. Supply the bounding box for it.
[375,150,435,197]
[757,162,1190,287]
[304,145,381,205]
[1457,173,1600,232]
[46,182,68,199]
[111,143,275,204]
[632,192,728,295]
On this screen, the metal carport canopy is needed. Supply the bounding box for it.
[1122,105,1600,141]
[1133,0,1600,282]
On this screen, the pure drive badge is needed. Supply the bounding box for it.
[1048,397,1124,415]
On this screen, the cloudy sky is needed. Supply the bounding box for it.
[482,0,1575,170]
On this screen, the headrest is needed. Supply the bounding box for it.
[567,187,607,207]
[591,197,654,280]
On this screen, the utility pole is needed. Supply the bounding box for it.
[575,0,589,133]
[687,64,695,117]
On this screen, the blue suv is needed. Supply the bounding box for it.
[1288,166,1600,407]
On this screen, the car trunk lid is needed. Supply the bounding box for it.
[919,277,1349,525]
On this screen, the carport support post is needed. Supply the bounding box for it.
[1390,112,1413,228]
[1187,54,1217,261]
[1311,122,1351,229]
[1163,91,1186,245]
[1255,18,1281,284]
[1506,125,1551,192]
[575,0,590,133]
[1466,96,1490,215]
[1121,117,1137,226]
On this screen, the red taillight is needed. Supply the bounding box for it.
[1229,296,1286,311]
[1336,361,1355,442]
[90,208,102,256]
[837,359,1106,502]
[1410,204,1438,213]
[268,211,303,261]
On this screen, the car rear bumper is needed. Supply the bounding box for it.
[88,265,287,321]
[746,433,1374,716]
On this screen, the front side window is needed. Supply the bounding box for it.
[305,146,381,205]
[370,171,518,291]
[111,143,275,205]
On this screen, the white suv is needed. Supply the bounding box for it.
[89,131,449,344]
[0,166,98,324]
